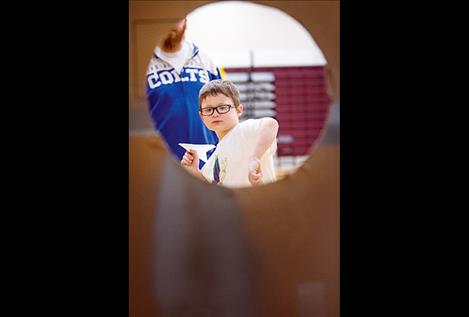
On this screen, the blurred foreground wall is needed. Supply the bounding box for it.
[130,1,339,316]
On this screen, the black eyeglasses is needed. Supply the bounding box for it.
[200,104,234,116]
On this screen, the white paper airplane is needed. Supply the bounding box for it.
[178,143,216,162]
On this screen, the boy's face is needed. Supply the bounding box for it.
[200,94,243,135]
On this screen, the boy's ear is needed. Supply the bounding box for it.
[236,104,244,117]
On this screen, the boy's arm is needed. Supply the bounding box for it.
[181,149,209,183]
[248,118,279,186]
[187,167,209,183]
[250,117,279,160]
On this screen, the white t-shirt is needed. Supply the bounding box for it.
[201,119,277,188]
[155,41,192,74]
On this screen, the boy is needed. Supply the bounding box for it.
[181,80,279,187]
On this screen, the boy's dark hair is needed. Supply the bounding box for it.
[199,79,241,108]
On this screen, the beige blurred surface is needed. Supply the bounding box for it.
[129,1,340,316]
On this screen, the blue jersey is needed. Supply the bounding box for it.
[146,43,221,164]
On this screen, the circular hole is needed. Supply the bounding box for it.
[145,1,334,188]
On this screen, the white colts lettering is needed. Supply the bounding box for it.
[185,69,199,82]
[148,68,210,89]
[199,69,209,83]
[159,71,174,85]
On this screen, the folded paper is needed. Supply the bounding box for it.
[178,143,216,163]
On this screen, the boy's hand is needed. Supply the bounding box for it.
[181,149,200,174]
[248,157,263,186]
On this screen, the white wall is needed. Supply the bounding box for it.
[185,1,327,68]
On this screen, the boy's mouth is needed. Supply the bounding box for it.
[211,120,223,124]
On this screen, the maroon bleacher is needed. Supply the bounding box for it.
[225,66,331,156]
